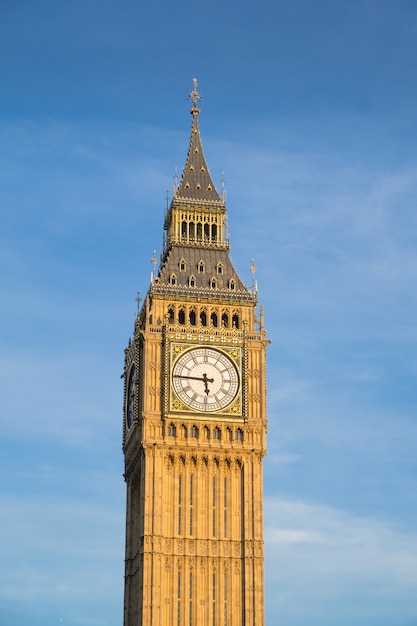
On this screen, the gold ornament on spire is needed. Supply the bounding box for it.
[188,77,202,115]
[151,250,158,283]
[135,291,142,315]
[250,258,258,294]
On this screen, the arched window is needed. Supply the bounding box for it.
[204,223,210,242]
[189,310,196,325]
[170,274,177,286]
[212,224,217,241]
[210,278,217,289]
[168,307,175,323]
[216,263,223,275]
[189,275,196,287]
[200,310,207,326]
[213,427,222,440]
[190,425,199,438]
[168,423,177,437]
[189,222,195,239]
[178,309,186,325]
[197,223,202,241]
[181,221,187,240]
[198,261,205,274]
[235,428,244,442]
[232,313,239,329]
[221,312,228,328]
[210,312,218,327]
[229,279,235,291]
[179,259,186,272]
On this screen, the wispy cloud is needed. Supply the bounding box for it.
[265,496,417,624]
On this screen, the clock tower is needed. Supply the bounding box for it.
[122,80,268,626]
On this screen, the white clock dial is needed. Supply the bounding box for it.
[172,347,239,412]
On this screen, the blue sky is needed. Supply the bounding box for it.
[1,1,417,625]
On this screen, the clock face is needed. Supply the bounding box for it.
[126,364,135,429]
[172,347,239,412]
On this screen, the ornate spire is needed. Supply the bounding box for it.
[176,78,222,203]
[188,77,202,116]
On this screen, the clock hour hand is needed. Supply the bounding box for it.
[202,372,211,395]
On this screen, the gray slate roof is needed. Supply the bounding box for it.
[158,246,247,292]
[150,101,255,304]
[176,112,221,203]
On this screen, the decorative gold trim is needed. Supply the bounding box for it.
[168,342,243,418]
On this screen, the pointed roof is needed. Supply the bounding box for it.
[176,79,222,203]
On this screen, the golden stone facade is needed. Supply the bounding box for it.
[122,80,267,626]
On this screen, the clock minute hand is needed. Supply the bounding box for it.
[173,373,215,395]
[173,374,214,384]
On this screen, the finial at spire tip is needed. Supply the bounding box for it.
[188,77,202,115]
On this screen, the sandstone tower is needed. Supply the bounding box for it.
[122,79,268,626]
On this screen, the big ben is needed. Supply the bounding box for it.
[122,80,268,626]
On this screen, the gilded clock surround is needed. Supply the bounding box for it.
[122,80,268,626]
[169,343,242,416]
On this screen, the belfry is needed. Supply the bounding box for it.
[122,79,268,626]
